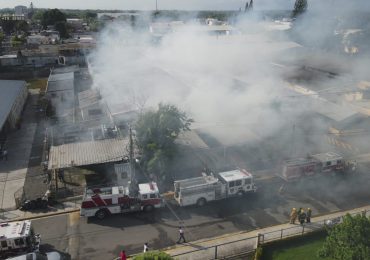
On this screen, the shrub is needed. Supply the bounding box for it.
[133,251,174,260]
[254,246,263,260]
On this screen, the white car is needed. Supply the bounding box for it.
[7,252,64,260]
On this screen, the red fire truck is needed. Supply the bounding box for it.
[278,152,356,182]
[80,182,164,219]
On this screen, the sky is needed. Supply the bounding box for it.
[0,0,296,11]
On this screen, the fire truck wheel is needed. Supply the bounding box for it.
[197,198,207,207]
[144,205,154,212]
[95,209,108,219]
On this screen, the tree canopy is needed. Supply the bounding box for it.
[292,0,308,18]
[40,9,69,38]
[0,20,29,35]
[41,9,66,28]
[135,104,193,180]
[318,214,370,259]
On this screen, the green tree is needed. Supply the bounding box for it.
[1,20,16,35]
[32,10,44,21]
[11,35,26,47]
[40,9,69,38]
[133,250,174,260]
[15,21,29,34]
[55,21,69,38]
[135,104,193,180]
[292,0,308,18]
[41,8,67,29]
[318,214,370,259]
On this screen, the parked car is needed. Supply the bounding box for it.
[6,251,63,260]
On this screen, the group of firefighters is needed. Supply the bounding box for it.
[290,207,312,225]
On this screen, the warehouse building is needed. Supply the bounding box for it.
[0,80,28,139]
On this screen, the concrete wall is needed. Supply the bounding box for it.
[7,82,28,128]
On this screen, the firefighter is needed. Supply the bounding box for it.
[299,209,306,225]
[306,208,312,223]
[297,208,302,219]
[290,208,298,224]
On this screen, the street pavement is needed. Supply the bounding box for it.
[164,205,370,260]
[30,171,370,260]
[0,123,36,210]
[0,89,47,211]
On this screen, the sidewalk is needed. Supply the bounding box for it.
[0,198,81,221]
[163,205,370,260]
[0,123,37,210]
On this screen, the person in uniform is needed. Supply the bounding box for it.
[306,208,312,223]
[290,208,298,224]
[299,209,306,225]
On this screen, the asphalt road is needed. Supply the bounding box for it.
[33,170,370,260]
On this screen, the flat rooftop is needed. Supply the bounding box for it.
[175,175,218,189]
[311,152,342,163]
[218,169,252,182]
[0,80,26,130]
[48,138,130,170]
[0,220,31,239]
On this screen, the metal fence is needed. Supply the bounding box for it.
[171,208,370,260]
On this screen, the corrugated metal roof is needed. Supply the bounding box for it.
[0,80,26,130]
[46,79,74,92]
[48,72,74,82]
[78,89,101,109]
[48,138,129,169]
[52,65,79,74]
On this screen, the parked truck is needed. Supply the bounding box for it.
[0,220,41,259]
[173,169,257,207]
[278,152,357,182]
[80,182,164,219]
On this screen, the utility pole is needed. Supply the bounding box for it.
[156,0,158,11]
[129,126,137,195]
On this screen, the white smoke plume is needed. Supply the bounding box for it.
[88,3,369,154]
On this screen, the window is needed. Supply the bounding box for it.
[14,238,20,246]
[19,238,25,245]
[235,180,242,186]
[142,194,148,199]
[1,240,7,248]
[326,161,331,166]
[150,194,156,199]
[229,181,235,188]
[244,179,252,185]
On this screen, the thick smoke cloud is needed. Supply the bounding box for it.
[88,2,368,154]
[88,18,305,146]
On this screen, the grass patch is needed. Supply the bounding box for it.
[262,231,332,260]
[26,78,48,91]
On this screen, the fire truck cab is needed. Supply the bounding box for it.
[80,182,163,219]
[0,220,40,258]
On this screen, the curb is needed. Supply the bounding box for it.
[163,205,370,254]
[12,208,80,221]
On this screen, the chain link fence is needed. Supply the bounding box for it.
[171,208,370,260]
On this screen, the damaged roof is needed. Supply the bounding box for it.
[48,138,129,170]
